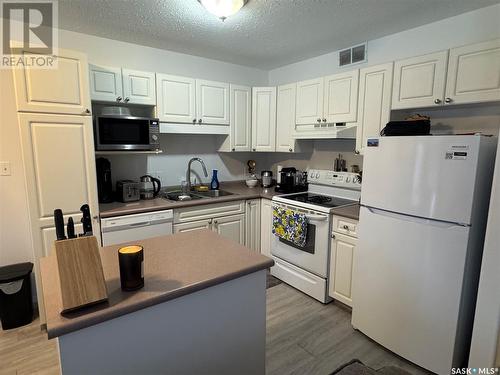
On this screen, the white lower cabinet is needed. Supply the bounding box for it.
[245,199,261,251]
[260,199,273,257]
[173,201,245,245]
[173,219,212,234]
[214,214,245,245]
[329,216,358,307]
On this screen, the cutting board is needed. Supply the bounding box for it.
[54,236,108,313]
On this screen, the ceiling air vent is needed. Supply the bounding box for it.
[339,43,367,67]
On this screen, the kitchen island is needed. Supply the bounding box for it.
[39,230,273,374]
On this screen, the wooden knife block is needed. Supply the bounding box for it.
[54,236,108,313]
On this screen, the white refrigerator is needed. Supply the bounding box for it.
[352,135,497,374]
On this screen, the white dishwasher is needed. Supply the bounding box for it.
[101,210,173,246]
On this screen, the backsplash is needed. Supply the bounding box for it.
[107,137,362,187]
[106,134,270,187]
[264,139,363,178]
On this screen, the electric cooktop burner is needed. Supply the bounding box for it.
[283,193,356,208]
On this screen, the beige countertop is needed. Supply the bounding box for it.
[40,230,274,339]
[99,181,280,218]
[330,203,360,220]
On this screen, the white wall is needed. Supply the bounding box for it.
[59,29,268,86]
[268,3,500,85]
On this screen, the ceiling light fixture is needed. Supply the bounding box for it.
[198,0,248,21]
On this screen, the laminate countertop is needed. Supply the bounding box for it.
[39,230,274,339]
[330,203,360,221]
[99,181,281,218]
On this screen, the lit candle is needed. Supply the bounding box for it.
[118,245,144,291]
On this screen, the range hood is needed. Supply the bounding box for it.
[293,123,357,140]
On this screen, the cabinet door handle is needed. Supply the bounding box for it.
[116,96,123,102]
[193,119,197,123]
[316,118,321,123]
[343,224,350,230]
[208,218,213,224]
[434,98,441,104]
[124,97,130,103]
[253,148,256,152]
[444,97,453,104]
[232,148,235,152]
[84,109,91,115]
[289,148,293,152]
[322,118,327,122]
[331,233,336,239]
[198,119,202,124]
[355,150,360,155]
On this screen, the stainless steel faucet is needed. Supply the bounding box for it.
[185,157,208,192]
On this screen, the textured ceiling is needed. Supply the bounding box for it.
[58,0,500,69]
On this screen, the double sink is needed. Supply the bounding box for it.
[162,189,235,201]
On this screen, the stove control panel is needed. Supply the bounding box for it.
[307,169,361,190]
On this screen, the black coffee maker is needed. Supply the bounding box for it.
[96,158,113,203]
[275,167,308,193]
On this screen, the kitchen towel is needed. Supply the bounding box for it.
[272,205,308,247]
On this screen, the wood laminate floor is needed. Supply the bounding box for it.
[0,283,430,375]
[266,284,430,375]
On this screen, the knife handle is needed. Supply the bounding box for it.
[67,217,76,239]
[54,209,66,241]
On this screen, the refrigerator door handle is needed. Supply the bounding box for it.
[364,206,469,228]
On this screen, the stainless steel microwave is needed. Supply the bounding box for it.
[94,115,160,151]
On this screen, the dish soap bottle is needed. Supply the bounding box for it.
[210,169,219,190]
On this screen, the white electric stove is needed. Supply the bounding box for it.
[271,169,361,303]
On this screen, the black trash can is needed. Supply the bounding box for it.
[0,262,34,330]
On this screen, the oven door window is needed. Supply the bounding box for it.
[98,118,150,146]
[279,222,316,254]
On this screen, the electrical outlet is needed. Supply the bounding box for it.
[0,161,11,176]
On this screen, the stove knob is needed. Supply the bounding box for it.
[346,177,351,183]
[316,172,320,178]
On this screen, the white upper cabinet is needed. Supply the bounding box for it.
[90,65,155,105]
[14,48,91,115]
[156,75,229,127]
[252,87,276,152]
[324,70,359,123]
[196,80,230,125]
[445,39,500,105]
[276,83,296,152]
[356,63,394,154]
[156,74,196,123]
[226,84,251,151]
[392,51,448,109]
[89,65,123,103]
[122,69,156,105]
[295,78,324,125]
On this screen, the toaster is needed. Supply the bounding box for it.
[116,180,141,202]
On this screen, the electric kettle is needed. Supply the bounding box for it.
[139,175,161,200]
